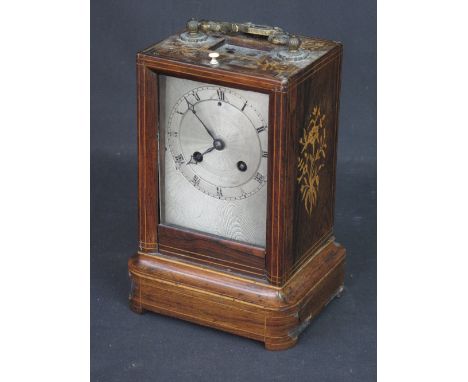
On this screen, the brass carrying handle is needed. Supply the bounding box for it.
[198,20,294,46]
[185,19,301,51]
[198,20,283,37]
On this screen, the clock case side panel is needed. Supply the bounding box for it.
[137,63,159,252]
[283,45,344,279]
[136,54,286,280]
[264,89,288,286]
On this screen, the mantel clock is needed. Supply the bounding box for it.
[128,19,346,350]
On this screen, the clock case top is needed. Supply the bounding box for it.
[140,27,340,87]
[136,25,343,286]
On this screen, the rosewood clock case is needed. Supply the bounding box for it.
[128,20,346,350]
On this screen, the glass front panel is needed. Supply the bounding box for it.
[158,75,269,247]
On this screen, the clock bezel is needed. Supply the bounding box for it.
[137,53,289,282]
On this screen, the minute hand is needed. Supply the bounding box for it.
[185,97,217,140]
[193,110,217,140]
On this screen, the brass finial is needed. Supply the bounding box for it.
[187,18,199,35]
[288,35,301,52]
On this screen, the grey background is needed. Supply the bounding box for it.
[91,0,376,381]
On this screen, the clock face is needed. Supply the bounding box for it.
[159,75,269,247]
[167,85,268,200]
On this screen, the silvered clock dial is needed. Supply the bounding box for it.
[159,75,269,247]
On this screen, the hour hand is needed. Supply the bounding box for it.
[201,146,216,156]
[187,146,215,165]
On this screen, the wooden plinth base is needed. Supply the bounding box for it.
[128,241,345,350]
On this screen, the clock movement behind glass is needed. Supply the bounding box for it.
[128,19,346,350]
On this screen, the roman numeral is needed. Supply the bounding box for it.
[254,172,265,183]
[241,101,247,111]
[168,131,178,137]
[262,150,268,158]
[176,110,184,115]
[217,88,225,101]
[192,91,200,101]
[256,125,267,134]
[191,175,200,187]
[216,187,223,197]
[174,154,184,165]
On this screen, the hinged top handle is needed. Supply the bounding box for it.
[182,19,303,54]
[199,20,284,38]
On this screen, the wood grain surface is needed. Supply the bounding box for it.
[129,241,346,350]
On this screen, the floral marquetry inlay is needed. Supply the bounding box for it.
[297,106,328,216]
